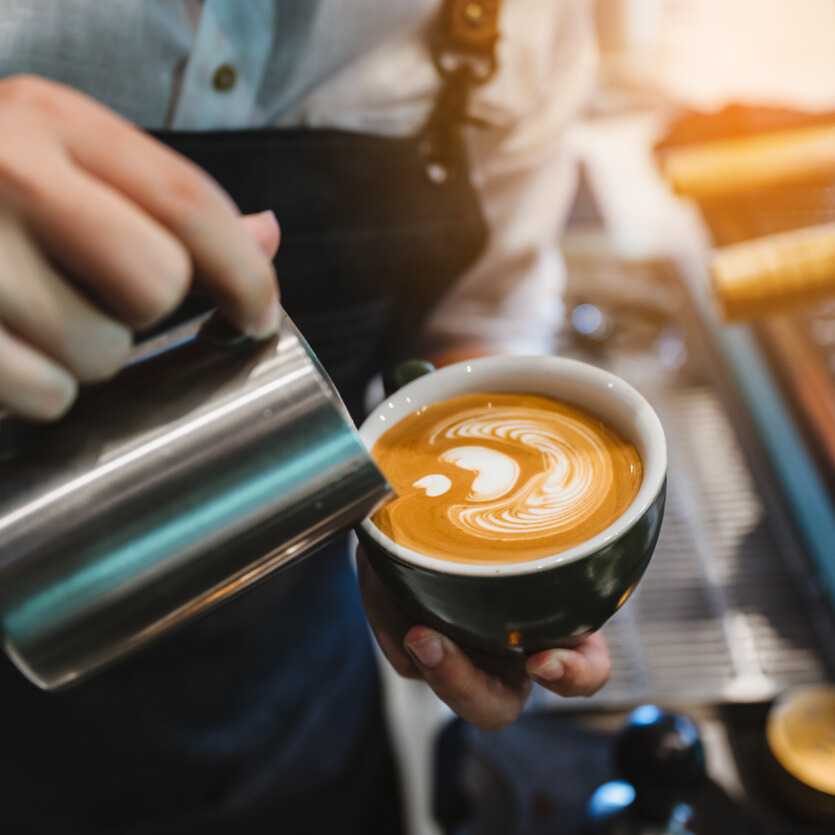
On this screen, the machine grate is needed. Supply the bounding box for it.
[532,254,831,711]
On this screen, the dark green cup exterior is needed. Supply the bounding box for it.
[357,479,665,655]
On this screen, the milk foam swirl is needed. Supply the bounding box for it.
[371,393,643,564]
[430,411,617,540]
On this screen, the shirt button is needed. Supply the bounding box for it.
[212,63,238,92]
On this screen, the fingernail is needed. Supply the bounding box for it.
[248,296,281,339]
[530,652,567,682]
[31,368,78,421]
[406,636,444,668]
[245,210,280,254]
[244,209,278,232]
[257,209,278,224]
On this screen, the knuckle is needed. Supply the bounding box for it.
[470,698,524,732]
[129,241,192,327]
[0,142,45,205]
[0,74,64,120]
[128,287,177,330]
[0,74,44,105]
[571,670,611,699]
[586,668,611,697]
[474,714,512,733]
[444,675,479,706]
[162,166,219,231]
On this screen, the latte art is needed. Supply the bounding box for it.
[370,393,643,563]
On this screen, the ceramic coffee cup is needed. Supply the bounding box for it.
[356,355,666,656]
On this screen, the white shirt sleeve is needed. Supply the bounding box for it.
[421,0,598,357]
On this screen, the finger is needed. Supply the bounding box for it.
[0,323,76,419]
[404,626,531,732]
[15,153,192,330]
[54,87,279,335]
[525,631,611,698]
[356,548,420,679]
[0,215,131,381]
[241,211,281,259]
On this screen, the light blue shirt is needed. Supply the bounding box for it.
[0,0,437,130]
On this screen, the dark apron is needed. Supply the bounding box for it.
[0,127,487,834]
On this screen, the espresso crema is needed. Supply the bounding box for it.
[370,392,643,563]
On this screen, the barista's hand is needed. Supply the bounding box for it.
[0,74,281,421]
[357,548,611,732]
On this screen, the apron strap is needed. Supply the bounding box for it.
[421,0,504,184]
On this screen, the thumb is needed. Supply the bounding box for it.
[241,210,281,258]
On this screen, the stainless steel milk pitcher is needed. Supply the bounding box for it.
[0,312,393,690]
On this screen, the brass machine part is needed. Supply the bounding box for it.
[765,684,835,821]
[710,223,835,320]
[658,123,835,200]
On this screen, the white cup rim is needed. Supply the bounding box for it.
[358,355,667,577]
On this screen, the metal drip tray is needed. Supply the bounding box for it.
[533,250,833,710]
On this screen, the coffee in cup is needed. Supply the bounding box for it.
[370,392,642,564]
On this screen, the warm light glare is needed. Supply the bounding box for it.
[601,0,835,110]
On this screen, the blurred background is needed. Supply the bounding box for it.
[386,2,835,834]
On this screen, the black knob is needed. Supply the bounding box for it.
[584,780,638,835]
[615,705,706,822]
